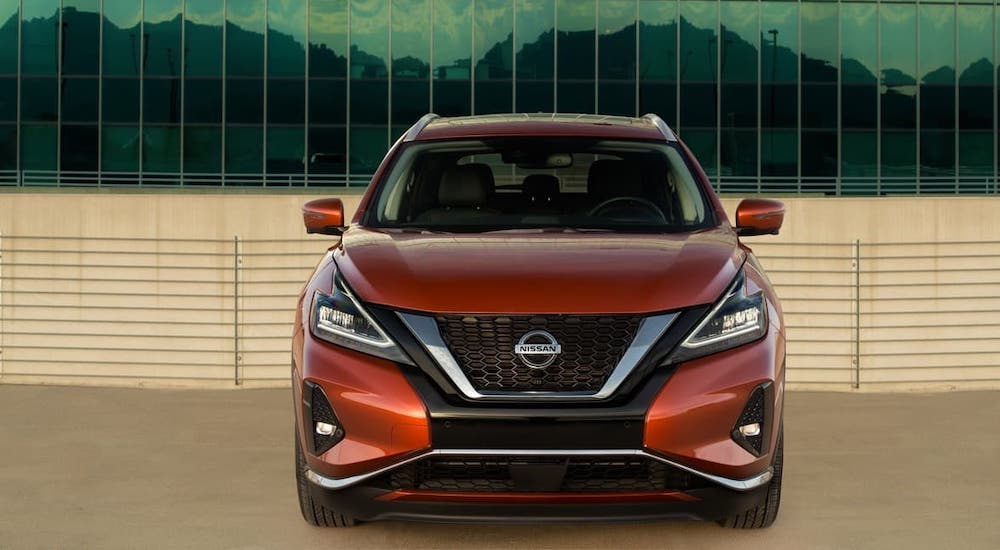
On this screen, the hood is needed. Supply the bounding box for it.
[334,227,743,315]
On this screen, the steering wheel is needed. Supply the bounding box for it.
[588,197,667,222]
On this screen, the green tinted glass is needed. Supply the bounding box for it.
[958,5,993,86]
[144,78,181,124]
[143,126,181,173]
[62,125,98,171]
[680,0,717,154]
[761,1,797,83]
[0,124,15,169]
[351,0,389,124]
[103,2,142,76]
[61,78,99,122]
[269,79,305,124]
[475,0,513,114]
[62,0,100,75]
[21,0,59,75]
[959,132,994,178]
[841,3,877,85]
[801,2,837,84]
[841,131,877,178]
[186,0,224,77]
[20,125,57,171]
[557,0,595,114]
[102,126,140,172]
[349,126,389,175]
[391,0,430,124]
[310,0,348,78]
[145,0,182,77]
[20,78,57,122]
[268,0,307,77]
[226,126,263,174]
[639,0,677,123]
[599,0,639,121]
[183,126,222,174]
[0,77,14,121]
[103,79,140,123]
[0,0,17,74]
[266,127,305,174]
[515,0,554,113]
[227,0,265,77]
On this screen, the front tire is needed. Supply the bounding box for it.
[295,432,357,528]
[720,428,783,529]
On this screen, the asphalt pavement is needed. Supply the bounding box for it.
[0,386,997,549]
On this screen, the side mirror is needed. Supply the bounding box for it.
[303,198,346,236]
[735,199,784,237]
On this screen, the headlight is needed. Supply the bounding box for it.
[668,268,767,364]
[311,279,413,365]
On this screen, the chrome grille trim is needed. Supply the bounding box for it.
[397,311,677,401]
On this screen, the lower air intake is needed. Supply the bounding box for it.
[381,455,710,493]
[306,381,344,455]
[733,385,767,455]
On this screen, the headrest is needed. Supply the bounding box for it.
[523,174,559,203]
[588,159,643,201]
[461,163,496,194]
[438,165,492,207]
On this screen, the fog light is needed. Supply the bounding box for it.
[315,422,336,436]
[738,423,761,437]
[305,380,345,455]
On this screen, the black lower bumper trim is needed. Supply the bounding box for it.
[307,482,766,524]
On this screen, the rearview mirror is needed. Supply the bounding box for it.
[735,199,784,237]
[303,198,345,236]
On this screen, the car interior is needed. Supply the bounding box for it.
[373,141,708,229]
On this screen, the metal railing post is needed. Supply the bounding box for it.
[234,235,241,386]
[853,238,861,389]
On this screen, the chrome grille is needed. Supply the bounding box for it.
[434,315,641,392]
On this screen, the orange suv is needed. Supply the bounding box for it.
[292,114,786,528]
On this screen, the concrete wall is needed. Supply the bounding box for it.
[3,191,995,243]
[1,192,998,391]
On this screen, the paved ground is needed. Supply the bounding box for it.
[0,386,997,550]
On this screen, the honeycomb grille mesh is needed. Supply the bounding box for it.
[435,315,641,392]
[310,383,342,455]
[736,387,766,454]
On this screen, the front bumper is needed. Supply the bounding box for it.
[303,463,770,523]
[305,450,772,494]
[293,304,785,522]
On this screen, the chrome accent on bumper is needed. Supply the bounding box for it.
[305,448,772,493]
[397,311,678,401]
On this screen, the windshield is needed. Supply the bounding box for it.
[366,137,713,232]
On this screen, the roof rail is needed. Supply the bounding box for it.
[640,113,678,142]
[403,113,440,141]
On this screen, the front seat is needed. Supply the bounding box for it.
[416,164,498,224]
[522,174,560,214]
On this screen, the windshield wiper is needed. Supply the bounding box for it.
[477,226,617,234]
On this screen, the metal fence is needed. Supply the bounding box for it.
[0,234,997,389]
[2,169,998,195]
[0,170,372,188]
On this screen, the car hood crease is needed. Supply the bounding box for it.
[333,227,744,315]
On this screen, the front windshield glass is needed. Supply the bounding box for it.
[367,137,712,232]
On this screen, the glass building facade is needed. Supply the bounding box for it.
[0,0,998,193]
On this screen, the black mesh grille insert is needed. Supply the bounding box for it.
[435,315,642,392]
[384,455,709,493]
